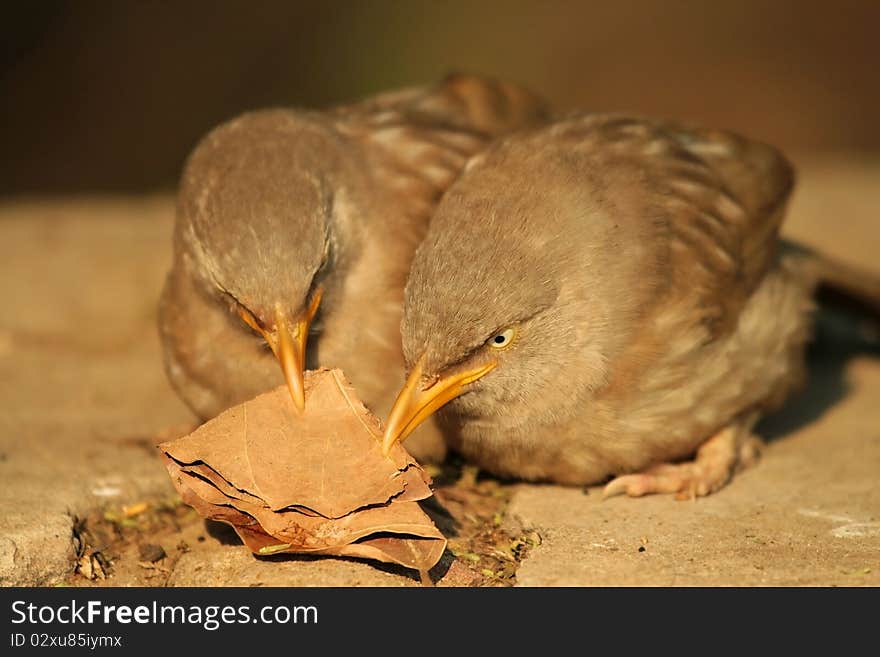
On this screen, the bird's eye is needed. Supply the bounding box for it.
[489,327,516,350]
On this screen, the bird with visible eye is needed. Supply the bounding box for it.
[490,328,516,349]
[158,74,550,461]
[381,113,880,497]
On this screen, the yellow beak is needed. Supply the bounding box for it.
[381,355,496,455]
[238,289,322,412]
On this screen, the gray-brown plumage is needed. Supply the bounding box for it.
[381,113,840,496]
[158,74,550,461]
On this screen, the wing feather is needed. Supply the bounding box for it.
[557,114,795,334]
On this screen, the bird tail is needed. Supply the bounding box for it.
[782,240,880,317]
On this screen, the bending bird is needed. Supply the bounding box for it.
[381,113,877,496]
[159,74,549,460]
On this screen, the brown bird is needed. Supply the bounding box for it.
[381,113,875,497]
[158,74,549,461]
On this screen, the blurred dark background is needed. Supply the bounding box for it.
[3,0,880,196]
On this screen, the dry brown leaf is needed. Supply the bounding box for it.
[160,368,446,576]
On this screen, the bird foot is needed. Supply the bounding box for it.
[602,423,762,501]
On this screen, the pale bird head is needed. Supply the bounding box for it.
[382,127,659,453]
[177,109,368,410]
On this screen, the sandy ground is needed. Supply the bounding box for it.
[1,157,878,587]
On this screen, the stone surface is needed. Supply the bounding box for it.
[0,156,878,587]
[0,197,196,585]
[167,545,419,587]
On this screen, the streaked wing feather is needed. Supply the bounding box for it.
[563,114,795,334]
[332,73,550,247]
